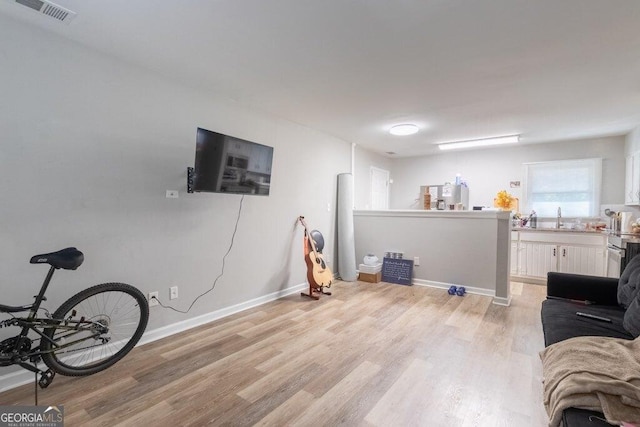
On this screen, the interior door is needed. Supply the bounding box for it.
[370,167,389,210]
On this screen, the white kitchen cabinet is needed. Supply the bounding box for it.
[625,151,640,205]
[510,231,519,276]
[558,245,606,276]
[510,241,519,275]
[520,242,557,278]
[626,154,635,204]
[511,231,607,282]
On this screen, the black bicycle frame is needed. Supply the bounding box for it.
[2,266,102,371]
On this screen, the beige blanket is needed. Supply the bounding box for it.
[540,335,640,426]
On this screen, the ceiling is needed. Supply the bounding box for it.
[1,0,639,157]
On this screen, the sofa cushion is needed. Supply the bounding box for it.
[618,253,640,307]
[541,299,631,346]
[618,253,640,337]
[623,297,640,337]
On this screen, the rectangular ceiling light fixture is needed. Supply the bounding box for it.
[437,135,520,151]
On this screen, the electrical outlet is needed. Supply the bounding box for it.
[414,256,420,266]
[170,286,178,300]
[148,291,159,307]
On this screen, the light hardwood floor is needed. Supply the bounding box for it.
[0,281,549,426]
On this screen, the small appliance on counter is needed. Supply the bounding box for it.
[620,212,635,233]
[605,209,621,234]
[420,183,469,210]
[442,183,469,210]
[420,185,443,209]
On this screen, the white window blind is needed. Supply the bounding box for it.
[523,158,602,217]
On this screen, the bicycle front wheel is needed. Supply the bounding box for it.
[41,282,149,376]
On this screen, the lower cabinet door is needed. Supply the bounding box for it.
[521,242,557,279]
[558,245,606,276]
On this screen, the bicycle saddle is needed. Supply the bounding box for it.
[30,247,84,270]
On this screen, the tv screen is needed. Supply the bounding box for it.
[192,128,273,196]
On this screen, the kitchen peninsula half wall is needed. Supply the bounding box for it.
[353,210,512,305]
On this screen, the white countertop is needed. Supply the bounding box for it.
[353,209,511,219]
[512,226,606,234]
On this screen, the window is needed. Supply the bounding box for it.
[523,158,602,217]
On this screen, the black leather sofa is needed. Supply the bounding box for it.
[541,270,635,426]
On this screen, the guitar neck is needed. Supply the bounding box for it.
[299,216,321,258]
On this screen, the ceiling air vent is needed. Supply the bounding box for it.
[15,0,77,24]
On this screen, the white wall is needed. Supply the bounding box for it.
[353,145,393,209]
[389,136,626,213]
[626,126,640,154]
[0,14,351,366]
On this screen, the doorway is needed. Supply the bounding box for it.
[370,167,390,210]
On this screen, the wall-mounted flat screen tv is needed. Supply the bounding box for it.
[192,128,274,196]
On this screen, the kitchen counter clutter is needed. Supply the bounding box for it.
[511,229,607,284]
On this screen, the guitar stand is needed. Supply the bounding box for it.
[301,284,331,300]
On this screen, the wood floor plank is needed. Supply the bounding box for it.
[160,320,256,360]
[445,293,494,341]
[292,360,382,426]
[111,400,175,427]
[0,281,550,426]
[364,357,431,426]
[237,343,331,403]
[237,309,306,339]
[214,363,326,426]
[253,390,316,427]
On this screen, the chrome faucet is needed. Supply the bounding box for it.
[556,207,562,229]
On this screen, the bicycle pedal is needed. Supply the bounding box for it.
[38,369,55,389]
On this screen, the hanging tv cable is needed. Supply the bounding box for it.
[151,195,244,313]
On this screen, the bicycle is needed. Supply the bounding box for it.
[0,247,149,394]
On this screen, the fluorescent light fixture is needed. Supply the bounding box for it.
[437,135,520,150]
[389,124,419,136]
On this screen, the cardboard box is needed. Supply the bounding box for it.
[358,263,382,274]
[358,271,382,283]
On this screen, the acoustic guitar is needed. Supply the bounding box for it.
[298,216,332,296]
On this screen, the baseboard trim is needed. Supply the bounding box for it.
[510,274,546,285]
[412,278,495,297]
[492,295,512,306]
[138,282,307,346]
[412,278,511,306]
[0,282,308,394]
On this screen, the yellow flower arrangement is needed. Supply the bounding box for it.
[495,190,515,210]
